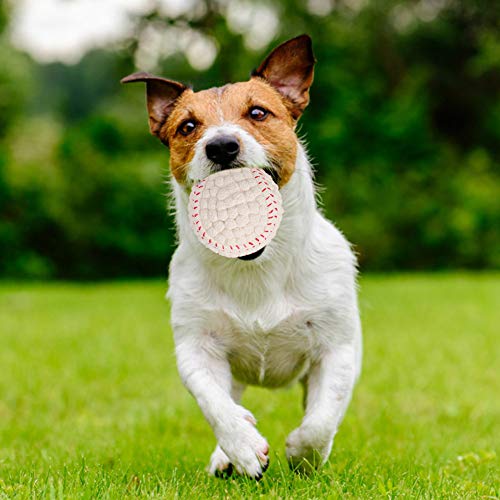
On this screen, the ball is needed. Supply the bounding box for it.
[189,168,283,258]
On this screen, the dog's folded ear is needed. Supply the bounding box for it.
[121,72,187,138]
[252,34,316,120]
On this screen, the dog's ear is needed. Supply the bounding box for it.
[121,72,187,137]
[252,34,316,119]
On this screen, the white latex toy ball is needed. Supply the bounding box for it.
[189,168,283,258]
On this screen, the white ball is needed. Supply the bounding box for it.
[189,168,283,258]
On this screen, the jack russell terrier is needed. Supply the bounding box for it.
[122,34,362,479]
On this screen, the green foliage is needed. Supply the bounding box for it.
[0,0,499,278]
[0,275,499,496]
[1,112,174,279]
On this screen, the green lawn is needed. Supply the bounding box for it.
[0,274,499,498]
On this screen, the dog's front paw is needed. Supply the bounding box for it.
[286,423,333,473]
[215,405,269,479]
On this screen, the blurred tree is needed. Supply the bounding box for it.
[0,1,41,276]
[0,0,499,278]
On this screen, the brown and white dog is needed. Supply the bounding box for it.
[122,35,362,479]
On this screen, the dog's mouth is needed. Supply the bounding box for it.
[238,246,266,261]
[263,166,280,185]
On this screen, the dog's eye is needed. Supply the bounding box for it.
[249,106,269,121]
[179,120,197,136]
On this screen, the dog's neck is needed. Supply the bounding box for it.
[171,143,317,306]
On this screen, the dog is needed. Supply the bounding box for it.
[122,34,362,479]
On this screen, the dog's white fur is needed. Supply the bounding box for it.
[167,123,362,477]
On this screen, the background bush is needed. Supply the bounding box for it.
[1,0,499,279]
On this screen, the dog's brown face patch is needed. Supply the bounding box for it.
[161,79,299,186]
[122,36,315,186]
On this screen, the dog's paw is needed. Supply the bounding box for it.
[216,405,269,479]
[286,424,333,474]
[207,445,233,478]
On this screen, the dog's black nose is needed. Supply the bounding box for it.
[205,136,240,166]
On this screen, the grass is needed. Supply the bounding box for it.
[0,274,499,498]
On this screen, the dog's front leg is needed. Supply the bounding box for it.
[175,332,269,478]
[207,380,246,477]
[286,342,357,472]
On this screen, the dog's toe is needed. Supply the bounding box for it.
[254,456,270,480]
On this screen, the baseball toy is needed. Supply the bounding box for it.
[189,168,283,258]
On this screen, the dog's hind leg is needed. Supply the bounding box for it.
[207,380,246,477]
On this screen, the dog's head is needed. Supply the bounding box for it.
[122,35,315,188]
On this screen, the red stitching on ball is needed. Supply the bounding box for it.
[190,168,281,257]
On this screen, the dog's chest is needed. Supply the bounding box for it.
[215,306,322,388]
